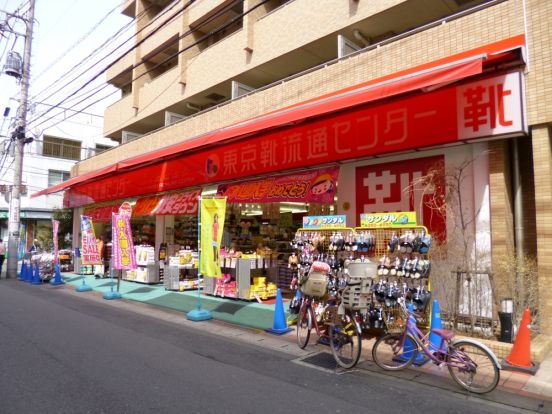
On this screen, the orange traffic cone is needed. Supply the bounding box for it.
[502,308,538,374]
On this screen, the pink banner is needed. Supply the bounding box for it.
[52,219,59,265]
[216,167,339,204]
[111,213,137,270]
[80,216,102,265]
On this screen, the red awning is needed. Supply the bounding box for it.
[116,56,484,168]
[32,35,525,199]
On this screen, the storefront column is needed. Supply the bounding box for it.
[164,216,174,245]
[339,163,356,226]
[489,140,514,291]
[155,215,165,254]
[72,207,82,273]
[472,143,491,268]
[531,125,552,335]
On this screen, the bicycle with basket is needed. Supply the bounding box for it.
[290,224,434,369]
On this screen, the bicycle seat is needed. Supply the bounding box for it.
[430,328,455,341]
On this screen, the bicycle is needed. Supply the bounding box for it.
[327,285,363,369]
[371,301,501,394]
[296,294,327,349]
[296,290,362,369]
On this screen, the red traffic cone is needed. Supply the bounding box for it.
[502,308,538,374]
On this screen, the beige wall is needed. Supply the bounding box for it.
[94,0,525,176]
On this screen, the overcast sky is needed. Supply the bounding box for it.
[0,0,131,136]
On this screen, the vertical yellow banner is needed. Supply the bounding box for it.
[200,198,226,277]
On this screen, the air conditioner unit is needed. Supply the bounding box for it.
[164,111,186,126]
[231,81,255,99]
[121,131,142,144]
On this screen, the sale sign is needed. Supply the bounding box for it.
[80,216,102,265]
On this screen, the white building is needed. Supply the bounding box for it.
[0,102,117,250]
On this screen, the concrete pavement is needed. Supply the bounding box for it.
[33,279,551,408]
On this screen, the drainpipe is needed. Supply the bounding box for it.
[512,138,524,258]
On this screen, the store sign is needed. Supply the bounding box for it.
[133,189,201,216]
[216,167,339,204]
[302,215,347,229]
[111,213,137,270]
[457,72,525,140]
[80,216,102,265]
[65,72,526,208]
[0,211,28,219]
[356,155,446,237]
[119,201,132,216]
[360,212,417,228]
[83,204,119,221]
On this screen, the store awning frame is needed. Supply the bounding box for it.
[32,35,525,199]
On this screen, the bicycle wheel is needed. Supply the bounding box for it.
[447,340,500,394]
[296,305,312,349]
[329,311,362,369]
[372,332,418,370]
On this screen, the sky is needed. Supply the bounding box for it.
[0,0,132,138]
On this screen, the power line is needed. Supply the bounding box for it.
[31,0,150,101]
[29,0,180,109]
[29,0,260,133]
[31,0,126,85]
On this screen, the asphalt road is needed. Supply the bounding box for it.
[0,279,548,414]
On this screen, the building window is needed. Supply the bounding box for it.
[48,170,70,187]
[42,136,81,161]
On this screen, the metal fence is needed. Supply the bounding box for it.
[441,270,499,339]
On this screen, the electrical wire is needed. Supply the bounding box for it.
[28,0,260,132]
[27,0,229,127]
[31,0,125,84]
[30,0,179,107]
[31,0,152,100]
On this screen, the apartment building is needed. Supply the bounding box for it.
[35,0,552,336]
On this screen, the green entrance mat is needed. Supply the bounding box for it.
[63,273,283,331]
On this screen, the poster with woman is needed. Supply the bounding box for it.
[199,198,226,278]
[80,216,102,265]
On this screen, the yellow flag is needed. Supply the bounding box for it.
[200,198,226,277]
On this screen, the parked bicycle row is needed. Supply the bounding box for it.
[290,260,501,394]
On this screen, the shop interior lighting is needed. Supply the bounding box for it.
[202,186,218,196]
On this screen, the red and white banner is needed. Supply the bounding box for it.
[65,72,526,208]
[355,155,446,238]
[83,203,119,221]
[133,189,201,216]
[216,167,339,204]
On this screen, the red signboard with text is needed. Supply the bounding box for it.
[355,155,446,239]
[65,72,525,208]
[217,167,339,204]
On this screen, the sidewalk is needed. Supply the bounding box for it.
[40,274,552,409]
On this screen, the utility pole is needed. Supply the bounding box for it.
[6,0,35,279]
